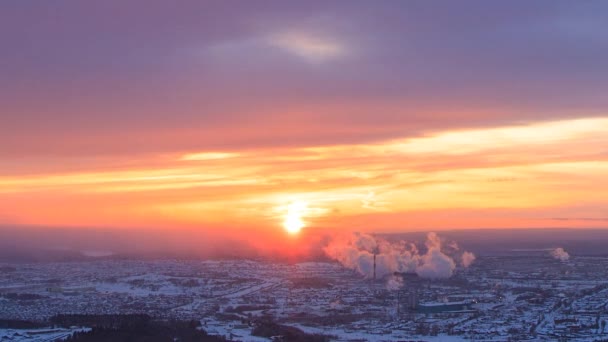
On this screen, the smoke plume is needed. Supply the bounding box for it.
[461,251,476,267]
[550,247,570,261]
[324,232,474,279]
[386,274,404,291]
[415,232,455,279]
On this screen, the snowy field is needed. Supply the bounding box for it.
[1,256,608,341]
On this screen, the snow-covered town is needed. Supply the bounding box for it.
[2,250,608,341]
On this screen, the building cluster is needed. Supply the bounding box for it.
[1,255,608,340]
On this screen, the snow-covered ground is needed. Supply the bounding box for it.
[1,256,608,341]
[0,327,90,342]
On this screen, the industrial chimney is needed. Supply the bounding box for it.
[373,253,376,280]
[373,247,379,281]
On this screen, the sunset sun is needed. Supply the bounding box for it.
[283,201,308,234]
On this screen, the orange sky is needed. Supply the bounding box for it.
[2,117,607,239]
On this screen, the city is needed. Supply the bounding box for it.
[2,237,607,341]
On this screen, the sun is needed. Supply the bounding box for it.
[283,201,307,234]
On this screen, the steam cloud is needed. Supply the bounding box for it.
[461,251,476,267]
[415,232,456,279]
[385,274,404,291]
[550,247,570,262]
[324,232,475,279]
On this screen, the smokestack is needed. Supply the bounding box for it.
[373,250,377,281]
[397,290,400,316]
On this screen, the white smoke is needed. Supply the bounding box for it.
[323,232,416,277]
[416,248,455,279]
[324,232,474,280]
[386,274,404,291]
[461,251,476,267]
[415,232,455,279]
[550,247,570,262]
[447,241,460,250]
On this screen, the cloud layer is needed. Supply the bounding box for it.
[1,1,608,157]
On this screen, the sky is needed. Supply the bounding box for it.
[1,1,607,253]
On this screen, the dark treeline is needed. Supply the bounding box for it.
[7,314,333,341]
[252,317,332,342]
[1,292,46,300]
[0,319,48,329]
[60,317,226,342]
[50,314,152,329]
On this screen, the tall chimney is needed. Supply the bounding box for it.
[373,252,377,281]
[397,290,400,316]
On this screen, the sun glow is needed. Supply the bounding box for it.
[2,116,607,232]
[283,201,308,234]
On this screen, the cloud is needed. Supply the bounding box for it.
[180,152,240,161]
[3,1,608,160]
[360,191,390,211]
[549,217,608,222]
[2,115,608,231]
[266,31,347,63]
